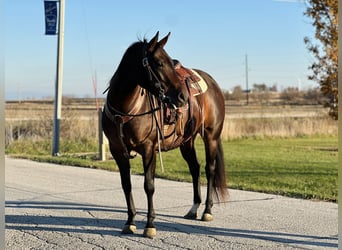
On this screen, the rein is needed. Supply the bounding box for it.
[104,97,161,123]
[104,42,169,122]
[142,56,169,105]
[104,91,163,160]
[103,42,185,166]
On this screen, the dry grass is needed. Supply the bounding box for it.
[5,100,338,145]
[221,116,337,140]
[5,113,337,145]
[5,108,98,146]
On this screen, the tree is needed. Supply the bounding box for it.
[252,83,267,92]
[230,85,244,101]
[304,0,338,119]
[280,87,302,103]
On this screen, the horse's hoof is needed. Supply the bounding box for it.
[143,227,157,238]
[201,213,213,222]
[184,211,197,220]
[122,224,136,234]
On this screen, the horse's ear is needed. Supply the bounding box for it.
[158,32,171,48]
[148,31,159,52]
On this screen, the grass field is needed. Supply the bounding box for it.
[6,135,338,202]
[5,99,338,201]
[141,136,338,201]
[223,136,337,201]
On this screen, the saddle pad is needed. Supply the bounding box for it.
[189,69,208,96]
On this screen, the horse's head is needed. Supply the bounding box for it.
[139,32,189,109]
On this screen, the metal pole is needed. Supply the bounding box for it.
[98,107,106,161]
[245,54,249,105]
[52,0,65,156]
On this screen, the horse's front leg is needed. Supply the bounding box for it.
[142,143,157,238]
[111,146,137,234]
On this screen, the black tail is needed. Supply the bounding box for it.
[214,138,228,202]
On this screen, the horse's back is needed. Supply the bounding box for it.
[193,69,225,137]
[193,69,224,99]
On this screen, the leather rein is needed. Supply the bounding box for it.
[103,45,179,160]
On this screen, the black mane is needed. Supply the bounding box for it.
[108,41,146,89]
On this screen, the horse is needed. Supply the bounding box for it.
[102,31,228,238]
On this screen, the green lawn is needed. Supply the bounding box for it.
[149,136,337,201]
[6,135,338,201]
[222,136,337,201]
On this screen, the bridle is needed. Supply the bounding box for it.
[103,43,175,159]
[103,43,174,120]
[103,42,192,162]
[141,43,180,109]
[142,56,167,102]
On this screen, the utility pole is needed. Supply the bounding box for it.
[17,83,21,103]
[245,54,249,105]
[52,0,65,156]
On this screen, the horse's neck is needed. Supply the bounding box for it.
[107,77,146,114]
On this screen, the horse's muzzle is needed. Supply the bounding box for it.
[164,91,188,109]
[177,92,187,104]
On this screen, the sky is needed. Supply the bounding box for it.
[5,0,316,100]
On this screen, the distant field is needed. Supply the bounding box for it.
[5,99,100,121]
[5,98,330,120]
[5,99,337,140]
[6,136,338,202]
[5,99,338,201]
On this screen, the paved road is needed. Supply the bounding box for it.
[5,157,337,249]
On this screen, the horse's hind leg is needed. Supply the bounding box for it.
[202,135,228,221]
[180,140,202,219]
[202,137,218,222]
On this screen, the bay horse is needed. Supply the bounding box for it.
[102,32,228,238]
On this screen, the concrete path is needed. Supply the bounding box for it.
[5,157,337,249]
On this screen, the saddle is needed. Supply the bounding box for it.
[162,60,206,148]
[163,60,200,126]
[173,60,207,96]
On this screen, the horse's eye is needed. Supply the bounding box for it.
[157,61,163,68]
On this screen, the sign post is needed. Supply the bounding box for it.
[44,1,58,35]
[44,0,65,156]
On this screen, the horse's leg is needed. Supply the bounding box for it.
[202,137,218,222]
[180,140,202,219]
[110,144,137,234]
[141,143,157,238]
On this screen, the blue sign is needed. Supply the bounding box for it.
[44,1,58,35]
